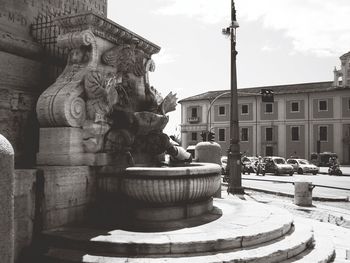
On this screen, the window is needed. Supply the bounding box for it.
[191,132,197,141]
[291,102,299,112]
[219,106,226,116]
[319,126,328,141]
[319,100,328,111]
[241,128,249,141]
[218,128,225,142]
[241,104,249,115]
[291,126,299,141]
[266,127,273,141]
[191,107,198,117]
[265,103,273,113]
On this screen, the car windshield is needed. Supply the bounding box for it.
[274,158,286,164]
[299,159,309,165]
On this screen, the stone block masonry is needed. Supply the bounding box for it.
[0,0,107,41]
[0,0,107,168]
[11,166,97,261]
[0,51,41,167]
[38,166,97,230]
[14,169,37,263]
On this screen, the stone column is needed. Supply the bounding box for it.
[0,133,14,263]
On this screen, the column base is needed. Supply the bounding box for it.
[227,186,245,195]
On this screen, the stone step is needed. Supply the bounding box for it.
[42,222,314,263]
[41,199,294,256]
[281,231,335,262]
[281,217,336,263]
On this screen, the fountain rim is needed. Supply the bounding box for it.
[125,162,221,177]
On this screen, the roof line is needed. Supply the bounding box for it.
[179,81,337,103]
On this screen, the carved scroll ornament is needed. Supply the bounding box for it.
[36,30,97,127]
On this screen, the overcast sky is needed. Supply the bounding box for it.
[107,0,350,135]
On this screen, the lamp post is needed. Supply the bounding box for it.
[206,91,231,133]
[223,0,244,194]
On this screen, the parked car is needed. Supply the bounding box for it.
[222,155,258,176]
[263,156,294,176]
[286,158,319,175]
[241,156,258,173]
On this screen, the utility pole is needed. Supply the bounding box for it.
[223,0,244,194]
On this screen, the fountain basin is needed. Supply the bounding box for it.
[121,163,221,223]
[122,163,221,204]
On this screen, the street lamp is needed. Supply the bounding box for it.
[223,0,244,194]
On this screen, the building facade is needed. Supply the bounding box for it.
[179,55,350,164]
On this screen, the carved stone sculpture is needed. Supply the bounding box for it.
[35,12,179,166]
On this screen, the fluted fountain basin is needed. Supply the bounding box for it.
[122,163,221,222]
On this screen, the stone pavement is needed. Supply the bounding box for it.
[232,176,350,229]
[41,195,336,262]
[221,188,350,262]
[234,174,350,262]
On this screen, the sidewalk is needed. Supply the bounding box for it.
[239,177,350,202]
[222,174,350,228]
[236,188,350,229]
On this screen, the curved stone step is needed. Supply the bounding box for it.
[281,234,335,263]
[41,199,293,256]
[281,219,336,263]
[43,222,314,263]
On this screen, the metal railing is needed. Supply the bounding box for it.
[31,12,70,84]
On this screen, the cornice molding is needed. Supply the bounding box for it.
[55,12,161,56]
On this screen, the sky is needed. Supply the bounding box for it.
[107,0,350,135]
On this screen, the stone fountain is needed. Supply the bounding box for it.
[33,11,336,263]
[35,11,221,231]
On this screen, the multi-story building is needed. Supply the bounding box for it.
[179,53,350,164]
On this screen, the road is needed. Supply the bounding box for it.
[240,173,350,200]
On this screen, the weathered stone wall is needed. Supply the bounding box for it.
[0,51,41,167]
[0,0,107,168]
[14,169,36,263]
[0,0,107,40]
[13,167,97,262]
[39,166,97,230]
